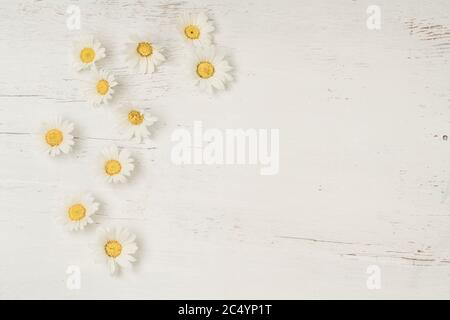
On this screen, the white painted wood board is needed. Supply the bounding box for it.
[1,0,450,299]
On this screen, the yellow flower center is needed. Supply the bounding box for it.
[96,79,109,95]
[136,42,153,57]
[196,61,215,79]
[184,25,200,40]
[104,240,122,258]
[45,129,63,147]
[80,47,96,63]
[128,110,144,125]
[105,160,122,176]
[68,203,86,221]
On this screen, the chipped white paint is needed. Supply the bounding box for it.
[0,0,450,299]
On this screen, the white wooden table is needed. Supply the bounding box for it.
[1,0,450,299]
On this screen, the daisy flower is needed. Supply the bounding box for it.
[190,47,233,93]
[123,34,165,74]
[116,103,158,143]
[39,117,75,157]
[72,35,106,71]
[177,12,215,47]
[86,69,117,107]
[93,226,138,275]
[59,193,99,231]
[99,145,135,184]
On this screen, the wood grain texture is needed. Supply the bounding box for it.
[1,0,450,299]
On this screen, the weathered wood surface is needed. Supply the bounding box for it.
[0,0,450,298]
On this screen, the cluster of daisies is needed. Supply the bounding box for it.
[177,12,233,93]
[39,12,233,276]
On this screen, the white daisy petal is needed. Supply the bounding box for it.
[85,69,117,107]
[191,47,233,93]
[72,35,106,71]
[99,145,135,184]
[138,57,148,74]
[92,226,138,275]
[38,118,75,157]
[177,12,215,47]
[59,193,99,232]
[114,103,158,143]
[123,34,165,74]
[123,243,138,255]
[116,255,132,269]
[108,258,116,275]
